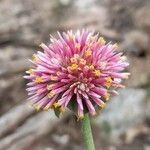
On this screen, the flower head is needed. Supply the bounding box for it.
[24,30,130,119]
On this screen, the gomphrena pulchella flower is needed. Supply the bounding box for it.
[24,30,130,119]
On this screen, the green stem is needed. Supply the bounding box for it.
[82,114,95,150]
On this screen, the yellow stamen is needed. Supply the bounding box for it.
[39,43,43,48]
[67,66,72,73]
[74,54,80,58]
[105,82,111,88]
[105,77,113,88]
[44,105,53,111]
[47,91,55,98]
[87,43,92,48]
[105,93,110,101]
[90,36,94,42]
[53,102,60,108]
[60,106,65,112]
[69,34,74,40]
[70,57,77,63]
[47,84,53,90]
[94,70,101,77]
[85,49,92,57]
[32,54,38,62]
[26,69,33,74]
[100,102,106,109]
[89,65,94,70]
[77,114,84,121]
[75,43,81,49]
[79,58,86,65]
[50,75,58,81]
[33,105,40,111]
[112,43,118,49]
[43,105,49,111]
[98,37,106,45]
[70,63,78,70]
[35,76,42,83]
[105,77,112,83]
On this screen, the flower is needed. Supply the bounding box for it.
[24,30,130,119]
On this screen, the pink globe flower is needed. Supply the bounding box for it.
[24,30,130,119]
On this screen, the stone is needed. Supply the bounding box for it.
[0,0,60,46]
[94,89,147,143]
[0,46,34,62]
[52,134,69,145]
[121,30,150,56]
[144,145,150,150]
[134,5,150,32]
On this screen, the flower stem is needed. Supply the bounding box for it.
[82,114,95,150]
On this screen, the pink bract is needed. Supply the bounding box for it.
[24,30,130,119]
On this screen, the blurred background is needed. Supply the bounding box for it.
[0,0,150,150]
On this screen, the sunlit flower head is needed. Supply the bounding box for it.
[24,30,130,119]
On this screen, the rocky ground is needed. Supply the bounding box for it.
[0,0,150,150]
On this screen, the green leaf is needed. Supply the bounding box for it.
[68,95,77,112]
[54,107,61,118]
